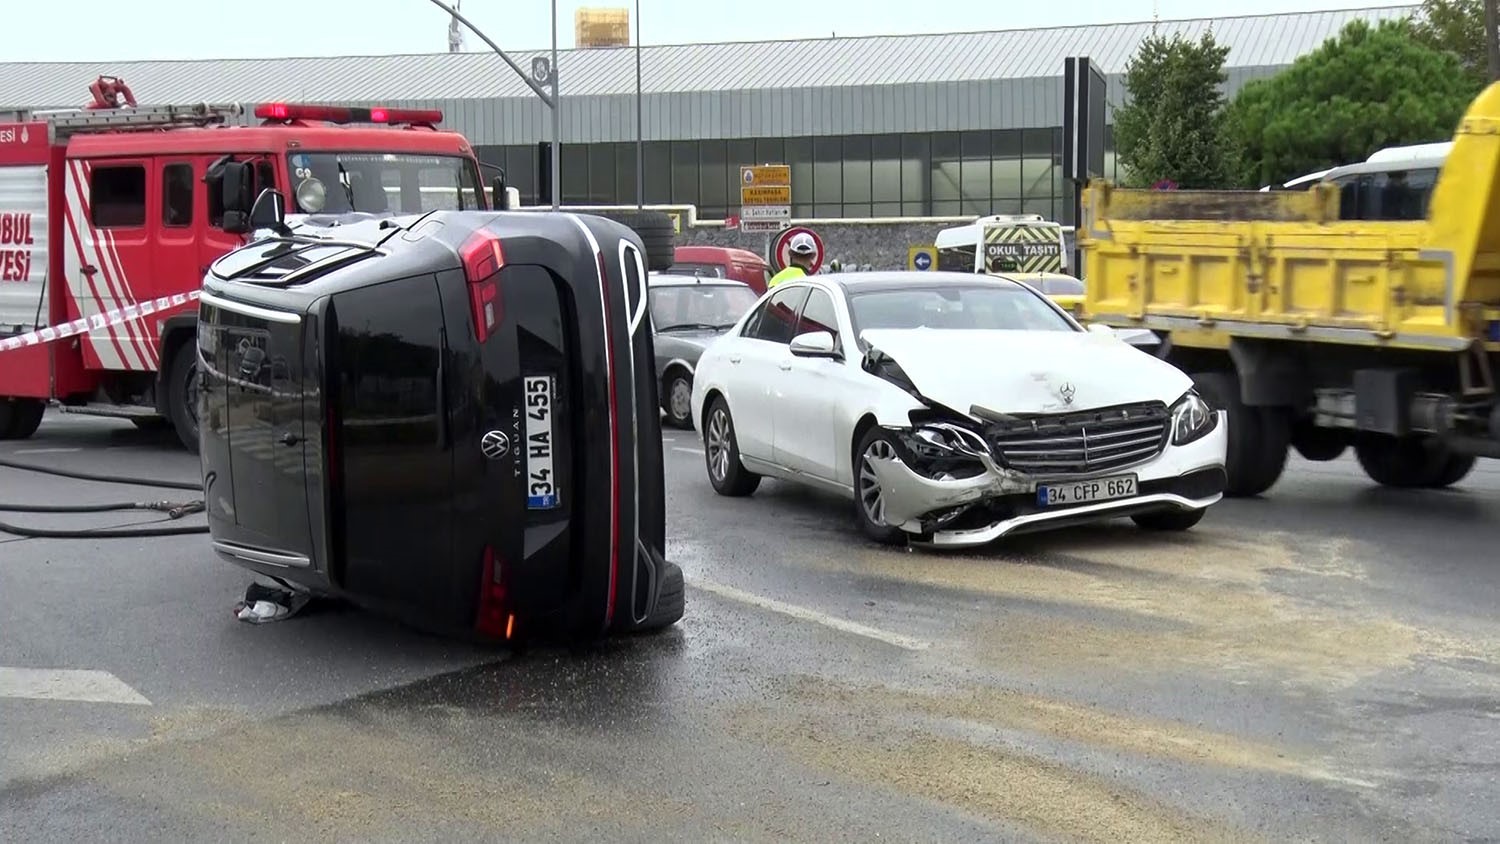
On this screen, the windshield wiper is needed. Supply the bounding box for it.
[713,322,739,331]
[335,160,357,211]
[659,322,720,332]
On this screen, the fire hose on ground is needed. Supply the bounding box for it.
[0,455,208,539]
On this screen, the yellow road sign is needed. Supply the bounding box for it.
[740,164,790,186]
[907,245,937,271]
[741,185,791,205]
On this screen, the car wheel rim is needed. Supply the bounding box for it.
[859,439,896,526]
[670,379,692,420]
[707,409,732,481]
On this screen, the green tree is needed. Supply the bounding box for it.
[1113,30,1232,188]
[1411,0,1487,81]
[1224,19,1481,188]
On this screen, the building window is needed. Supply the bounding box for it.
[670,141,697,204]
[842,135,872,209]
[871,134,901,205]
[930,132,961,211]
[91,165,147,228]
[615,143,639,205]
[161,163,194,227]
[589,143,617,205]
[961,130,993,216]
[785,137,813,217]
[561,144,589,205]
[643,141,671,204]
[698,139,728,219]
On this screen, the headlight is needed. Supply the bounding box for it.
[907,423,992,460]
[1170,390,1217,445]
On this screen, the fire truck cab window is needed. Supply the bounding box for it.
[90,165,146,228]
[162,163,194,227]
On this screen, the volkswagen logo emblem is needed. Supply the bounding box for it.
[1059,383,1076,405]
[480,430,510,460]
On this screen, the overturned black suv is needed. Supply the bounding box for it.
[195,190,680,642]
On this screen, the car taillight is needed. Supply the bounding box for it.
[460,231,504,343]
[475,544,514,639]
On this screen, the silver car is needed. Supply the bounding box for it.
[649,274,760,428]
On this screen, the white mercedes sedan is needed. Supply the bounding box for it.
[688,271,1229,549]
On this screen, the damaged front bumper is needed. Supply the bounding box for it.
[865,408,1228,550]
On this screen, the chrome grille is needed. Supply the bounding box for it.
[986,401,1170,475]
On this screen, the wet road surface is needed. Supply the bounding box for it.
[2,412,1498,841]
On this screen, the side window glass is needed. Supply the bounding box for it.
[796,289,839,340]
[747,287,809,344]
[1335,176,1359,220]
[91,165,147,228]
[162,163,194,227]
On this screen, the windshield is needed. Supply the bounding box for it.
[849,284,1074,333]
[649,284,759,331]
[286,152,484,214]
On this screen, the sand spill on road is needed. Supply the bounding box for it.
[725,675,1258,843]
[829,526,1493,689]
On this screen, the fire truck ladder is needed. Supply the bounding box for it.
[25,103,245,139]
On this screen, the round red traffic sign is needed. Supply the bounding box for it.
[771,226,825,275]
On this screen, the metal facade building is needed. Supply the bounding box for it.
[0,5,1416,219]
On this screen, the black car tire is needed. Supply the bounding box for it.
[166,341,201,454]
[1132,508,1206,532]
[599,210,675,272]
[633,561,685,633]
[1427,453,1476,488]
[704,396,760,496]
[0,398,45,440]
[662,372,694,430]
[853,427,910,547]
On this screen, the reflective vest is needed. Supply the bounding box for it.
[768,265,807,287]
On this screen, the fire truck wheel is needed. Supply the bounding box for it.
[0,399,45,440]
[598,210,676,272]
[166,342,201,454]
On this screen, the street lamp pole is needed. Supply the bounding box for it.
[551,0,561,210]
[425,0,560,209]
[635,0,644,209]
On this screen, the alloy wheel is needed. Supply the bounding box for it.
[706,409,732,481]
[858,439,897,526]
[670,379,692,423]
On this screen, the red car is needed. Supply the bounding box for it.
[667,245,771,295]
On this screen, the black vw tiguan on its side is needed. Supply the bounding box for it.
[195,193,680,642]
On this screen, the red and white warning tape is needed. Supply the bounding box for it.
[0,291,200,354]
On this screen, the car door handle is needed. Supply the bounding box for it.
[729,355,742,364]
[779,361,792,371]
[278,432,301,446]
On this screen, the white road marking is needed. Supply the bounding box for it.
[688,577,932,651]
[672,446,705,456]
[13,447,82,455]
[0,668,152,706]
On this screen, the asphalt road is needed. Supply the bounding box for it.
[2,411,1498,842]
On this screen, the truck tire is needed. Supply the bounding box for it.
[1353,434,1445,488]
[1291,420,1349,462]
[1427,453,1476,489]
[1189,372,1287,497]
[598,210,675,272]
[0,398,45,440]
[166,342,201,454]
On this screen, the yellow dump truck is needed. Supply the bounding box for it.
[1079,84,1500,498]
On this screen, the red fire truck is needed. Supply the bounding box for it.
[0,83,492,451]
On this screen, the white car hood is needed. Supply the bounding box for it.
[859,328,1191,415]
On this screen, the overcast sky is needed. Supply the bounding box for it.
[11,0,1414,62]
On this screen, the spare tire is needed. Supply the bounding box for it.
[596,210,676,272]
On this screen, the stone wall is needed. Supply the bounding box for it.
[675,219,1079,272]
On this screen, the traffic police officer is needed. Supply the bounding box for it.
[768,232,818,287]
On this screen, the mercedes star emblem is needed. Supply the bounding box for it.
[1059,383,1076,405]
[480,430,510,460]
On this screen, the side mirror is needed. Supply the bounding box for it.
[219,161,252,211]
[491,170,509,210]
[249,188,291,236]
[789,330,839,359]
[1086,323,1115,335]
